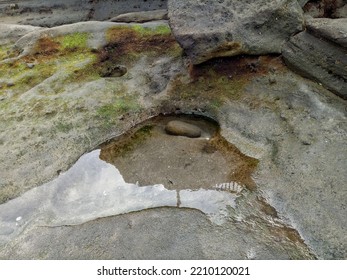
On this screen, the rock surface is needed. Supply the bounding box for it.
[306,18,347,47]
[0,24,43,45]
[303,0,347,18]
[168,0,304,64]
[0,7,346,260]
[110,9,168,23]
[298,0,310,7]
[165,120,201,138]
[282,18,347,99]
[0,0,168,27]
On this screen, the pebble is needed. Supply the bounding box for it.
[26,63,35,69]
[165,120,201,138]
[269,76,276,84]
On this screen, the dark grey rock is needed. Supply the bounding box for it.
[334,4,347,18]
[298,0,309,7]
[282,18,347,99]
[303,0,346,18]
[99,64,127,78]
[165,120,201,138]
[168,0,304,64]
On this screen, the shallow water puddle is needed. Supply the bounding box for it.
[0,115,257,244]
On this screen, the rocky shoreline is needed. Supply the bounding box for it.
[0,0,346,259]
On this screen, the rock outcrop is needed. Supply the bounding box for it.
[0,23,42,45]
[0,0,168,27]
[282,18,347,99]
[168,0,304,64]
[303,0,347,18]
[1,0,347,261]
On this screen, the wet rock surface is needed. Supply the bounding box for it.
[0,116,313,259]
[0,207,314,260]
[100,115,256,191]
[168,0,303,64]
[282,18,347,99]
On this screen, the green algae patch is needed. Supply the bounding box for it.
[0,44,15,61]
[97,93,142,129]
[166,55,284,113]
[0,33,99,96]
[58,33,89,52]
[168,71,249,113]
[102,24,182,64]
[132,24,172,36]
[0,25,181,96]
[100,124,154,158]
[55,121,73,133]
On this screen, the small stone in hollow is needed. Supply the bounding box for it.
[165,120,201,138]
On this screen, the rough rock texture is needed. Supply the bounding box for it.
[110,9,168,23]
[168,0,304,64]
[282,18,347,99]
[0,24,43,45]
[303,0,347,18]
[0,0,168,27]
[0,21,183,203]
[165,120,201,138]
[0,207,315,260]
[298,0,310,7]
[0,16,346,259]
[306,18,347,47]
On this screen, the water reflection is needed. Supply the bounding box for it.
[0,150,242,244]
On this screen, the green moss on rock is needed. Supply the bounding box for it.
[58,32,89,52]
[97,94,142,128]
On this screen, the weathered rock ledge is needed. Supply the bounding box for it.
[168,0,304,64]
[282,18,347,99]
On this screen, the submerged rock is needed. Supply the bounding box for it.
[282,18,347,99]
[165,120,201,138]
[168,0,303,64]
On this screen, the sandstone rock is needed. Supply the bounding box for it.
[306,18,347,48]
[282,18,347,99]
[168,0,304,64]
[110,9,168,23]
[165,121,201,138]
